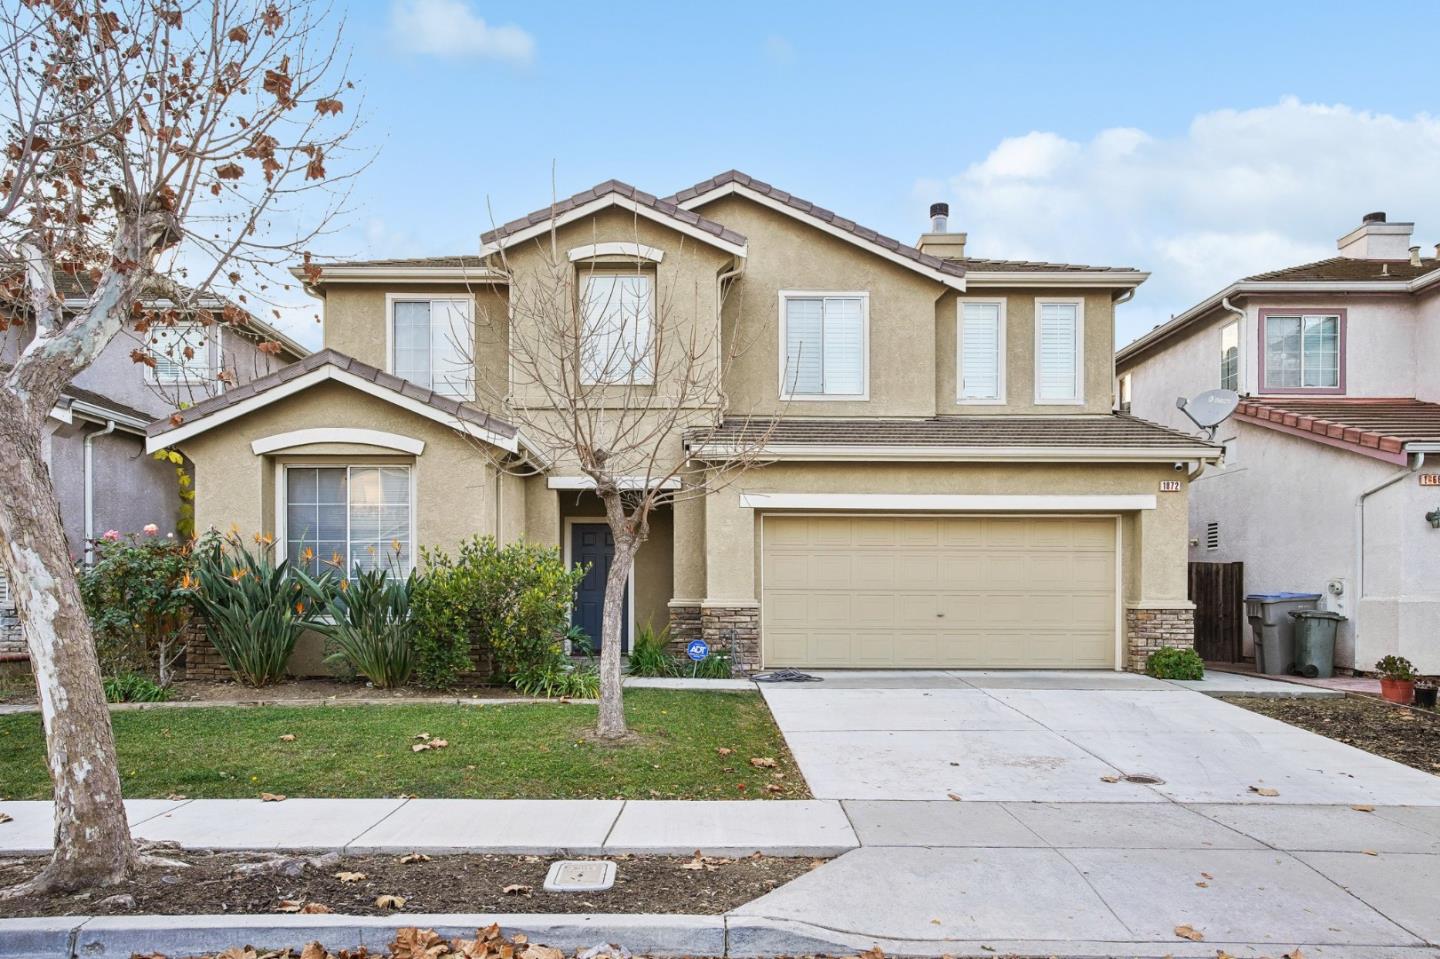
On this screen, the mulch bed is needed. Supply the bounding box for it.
[1231,694,1440,774]
[0,849,817,918]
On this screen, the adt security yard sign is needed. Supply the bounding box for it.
[686,639,710,661]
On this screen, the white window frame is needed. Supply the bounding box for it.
[956,297,1007,404]
[1219,321,1239,392]
[385,293,475,400]
[578,271,656,386]
[275,461,418,577]
[777,290,870,401]
[1033,296,1085,405]
[145,322,214,385]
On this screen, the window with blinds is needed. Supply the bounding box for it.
[1263,313,1339,390]
[959,300,1005,402]
[580,273,654,384]
[1035,299,1082,402]
[781,293,867,398]
[285,465,412,577]
[391,297,475,398]
[146,323,212,383]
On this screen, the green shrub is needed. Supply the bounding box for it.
[102,671,171,703]
[414,537,585,690]
[626,624,676,677]
[1144,646,1205,680]
[513,659,600,698]
[191,532,318,687]
[1375,655,1417,681]
[301,565,416,689]
[79,531,196,686]
[686,647,734,679]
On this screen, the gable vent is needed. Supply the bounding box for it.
[1205,522,1220,551]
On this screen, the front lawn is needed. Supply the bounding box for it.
[0,690,810,800]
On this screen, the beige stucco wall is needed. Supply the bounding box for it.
[937,288,1117,415]
[688,461,1190,610]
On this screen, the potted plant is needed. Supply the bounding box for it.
[1375,655,1417,705]
[1415,678,1438,709]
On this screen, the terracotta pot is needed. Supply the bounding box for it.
[1379,677,1415,705]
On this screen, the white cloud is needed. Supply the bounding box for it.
[390,0,534,63]
[931,99,1440,343]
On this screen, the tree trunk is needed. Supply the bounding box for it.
[0,405,136,894]
[594,536,635,739]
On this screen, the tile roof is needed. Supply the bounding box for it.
[480,179,747,251]
[1244,256,1440,283]
[319,256,491,269]
[961,257,1140,273]
[60,385,153,424]
[667,170,967,280]
[146,348,517,439]
[1235,397,1440,456]
[686,414,1218,452]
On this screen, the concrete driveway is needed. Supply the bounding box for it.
[760,669,1440,804]
[745,671,1440,956]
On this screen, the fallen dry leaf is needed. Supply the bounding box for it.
[299,902,332,914]
[276,899,304,913]
[1284,949,1306,959]
[334,871,367,883]
[1248,786,1280,797]
[1195,881,1209,888]
[429,739,449,749]
[399,852,432,864]
[749,757,777,768]
[410,743,430,753]
[300,943,327,959]
[277,899,330,914]
[1174,923,1205,941]
[0,813,12,825]
[519,945,564,959]
[765,783,783,793]
[389,926,446,959]
[1363,849,1379,856]
[260,792,286,802]
[374,893,407,909]
[946,792,964,801]
[716,747,733,757]
[1351,804,1376,812]
[1099,775,1120,783]
[502,883,533,896]
[165,794,187,801]
[414,732,431,740]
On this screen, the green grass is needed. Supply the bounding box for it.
[0,690,809,801]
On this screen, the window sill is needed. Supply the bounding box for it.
[779,393,870,402]
[957,397,1007,405]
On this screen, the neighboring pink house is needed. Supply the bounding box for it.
[1117,213,1440,675]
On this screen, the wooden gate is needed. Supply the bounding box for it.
[1188,561,1244,662]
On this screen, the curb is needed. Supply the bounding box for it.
[1,913,725,959]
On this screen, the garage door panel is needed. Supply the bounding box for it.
[762,515,1117,669]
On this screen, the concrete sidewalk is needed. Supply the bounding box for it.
[0,798,856,858]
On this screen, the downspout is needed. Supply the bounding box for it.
[83,419,118,565]
[1220,296,1246,391]
[1354,450,1426,613]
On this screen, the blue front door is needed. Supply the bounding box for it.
[571,523,629,654]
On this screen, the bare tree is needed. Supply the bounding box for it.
[0,0,357,895]
[468,216,772,740]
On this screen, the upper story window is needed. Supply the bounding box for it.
[1034,298,1084,403]
[284,465,412,577]
[580,273,654,385]
[1220,322,1239,391]
[1117,372,1133,413]
[780,291,868,400]
[1260,310,1344,393]
[389,295,474,399]
[146,323,212,384]
[957,299,1006,403]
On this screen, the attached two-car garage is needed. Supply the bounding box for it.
[760,514,1118,669]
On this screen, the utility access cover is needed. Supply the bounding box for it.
[543,859,616,893]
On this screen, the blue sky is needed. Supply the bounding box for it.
[285,0,1440,348]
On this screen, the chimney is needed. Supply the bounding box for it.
[916,201,968,260]
[1337,211,1415,259]
[1411,246,1423,267]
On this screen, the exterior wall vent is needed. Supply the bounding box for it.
[1206,522,1220,551]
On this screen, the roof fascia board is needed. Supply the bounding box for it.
[288,266,509,286]
[546,475,682,491]
[68,400,151,433]
[738,492,1158,511]
[146,365,518,455]
[479,194,747,259]
[687,442,1221,463]
[965,271,1149,288]
[676,182,967,291]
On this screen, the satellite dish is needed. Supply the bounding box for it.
[1176,389,1240,439]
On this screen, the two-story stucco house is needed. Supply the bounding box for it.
[146,171,1218,675]
[0,276,306,662]
[1117,212,1440,675]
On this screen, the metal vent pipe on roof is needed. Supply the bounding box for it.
[929,202,949,233]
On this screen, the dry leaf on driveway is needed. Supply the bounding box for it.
[1248,786,1280,797]
[374,893,407,909]
[0,812,12,825]
[1351,804,1376,812]
[1174,923,1205,941]
[946,793,963,801]
[1099,775,1120,783]
[259,792,286,802]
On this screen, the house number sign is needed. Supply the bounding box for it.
[1419,473,1440,487]
[1159,480,1182,492]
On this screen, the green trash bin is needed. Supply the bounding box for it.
[1289,609,1345,678]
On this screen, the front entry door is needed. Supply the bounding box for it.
[570,522,629,654]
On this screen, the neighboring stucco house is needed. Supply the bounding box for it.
[1116,212,1440,674]
[0,277,306,660]
[147,171,1218,675]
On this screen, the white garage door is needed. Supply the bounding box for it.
[761,515,1117,668]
